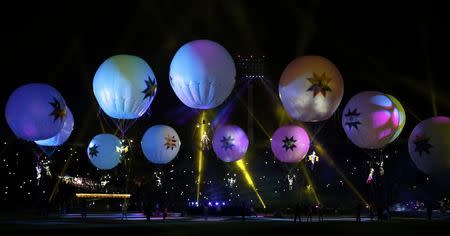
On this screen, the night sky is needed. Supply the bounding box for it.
[0,1,449,210]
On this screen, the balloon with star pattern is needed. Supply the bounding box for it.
[93,54,157,119]
[141,125,181,165]
[5,83,67,141]
[279,56,344,122]
[342,91,401,149]
[87,133,122,170]
[386,94,406,143]
[271,125,310,163]
[212,125,248,162]
[408,116,450,176]
[169,40,236,109]
[35,107,74,146]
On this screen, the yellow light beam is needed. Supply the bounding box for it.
[299,162,320,205]
[237,96,271,139]
[314,142,368,206]
[196,111,206,203]
[236,159,266,208]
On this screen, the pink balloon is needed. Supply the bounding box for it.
[342,91,399,149]
[212,125,249,162]
[408,116,450,176]
[271,125,310,163]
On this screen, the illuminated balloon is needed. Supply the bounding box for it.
[87,134,121,170]
[212,125,248,162]
[279,56,344,122]
[93,54,157,119]
[35,108,74,146]
[342,91,399,149]
[5,83,67,141]
[408,116,450,176]
[271,125,310,163]
[141,125,181,164]
[169,40,236,109]
[386,94,406,143]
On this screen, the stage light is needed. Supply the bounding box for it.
[196,111,207,203]
[236,159,266,208]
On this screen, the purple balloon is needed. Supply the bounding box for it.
[342,91,399,149]
[5,83,67,141]
[271,125,310,163]
[212,125,248,162]
[34,108,74,146]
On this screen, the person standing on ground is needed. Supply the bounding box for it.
[317,204,324,222]
[241,201,246,223]
[356,203,362,222]
[293,203,301,223]
[426,202,433,220]
[121,200,128,221]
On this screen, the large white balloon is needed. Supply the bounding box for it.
[279,56,344,122]
[169,40,236,109]
[35,108,74,146]
[408,116,450,176]
[342,91,400,149]
[87,134,122,170]
[141,125,181,164]
[93,54,157,119]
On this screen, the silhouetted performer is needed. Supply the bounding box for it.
[377,204,383,222]
[81,199,87,220]
[306,205,313,222]
[241,202,246,222]
[293,203,301,223]
[163,207,168,220]
[426,203,433,220]
[121,201,128,221]
[144,202,152,221]
[368,204,374,220]
[356,203,362,222]
[203,203,209,221]
[317,204,324,222]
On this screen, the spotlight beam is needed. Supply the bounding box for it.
[236,159,266,208]
[314,142,368,206]
[196,111,206,203]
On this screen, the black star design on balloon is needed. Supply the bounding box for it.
[142,76,157,100]
[414,136,433,156]
[49,97,67,122]
[306,72,332,97]
[221,136,234,150]
[89,144,99,158]
[164,135,177,150]
[344,108,361,130]
[282,136,297,151]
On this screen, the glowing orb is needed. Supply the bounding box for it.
[169,40,236,109]
[87,134,122,170]
[279,56,344,122]
[93,54,157,119]
[141,125,181,165]
[408,116,450,176]
[271,125,310,163]
[212,125,248,162]
[5,83,67,141]
[342,91,399,149]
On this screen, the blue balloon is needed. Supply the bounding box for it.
[5,83,67,141]
[141,125,181,164]
[35,108,74,146]
[169,40,236,109]
[87,134,122,170]
[93,54,157,119]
